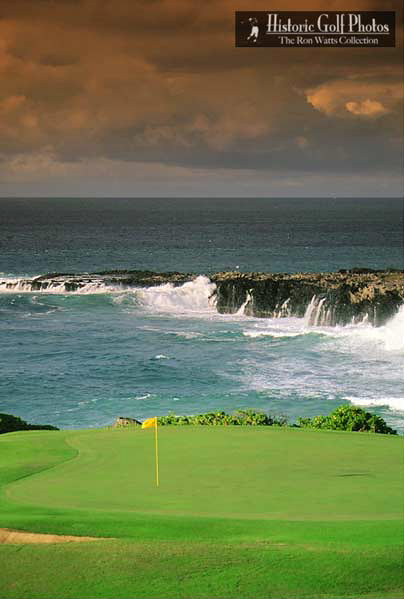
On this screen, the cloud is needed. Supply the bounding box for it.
[0,0,402,195]
[345,99,388,117]
[0,149,401,197]
[306,79,402,118]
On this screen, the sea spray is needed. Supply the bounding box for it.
[0,277,122,294]
[236,291,252,316]
[353,304,404,352]
[344,396,404,413]
[2,270,403,328]
[136,276,217,314]
[1,278,403,432]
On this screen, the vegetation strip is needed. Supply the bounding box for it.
[114,406,397,434]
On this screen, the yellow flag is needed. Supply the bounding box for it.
[142,417,157,429]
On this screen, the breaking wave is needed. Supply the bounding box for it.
[136,276,217,314]
[353,304,404,352]
[344,396,404,413]
[0,277,121,294]
[1,274,403,353]
[242,305,404,353]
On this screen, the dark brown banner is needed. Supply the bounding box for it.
[235,12,395,47]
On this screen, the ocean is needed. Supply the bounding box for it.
[0,197,403,432]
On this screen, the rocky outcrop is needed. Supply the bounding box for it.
[35,270,192,289]
[1,268,402,326]
[211,270,403,326]
[0,271,192,293]
[114,417,142,427]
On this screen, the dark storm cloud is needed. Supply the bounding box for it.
[0,0,402,195]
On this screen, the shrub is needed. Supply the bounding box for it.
[157,409,287,427]
[0,413,58,434]
[298,405,396,435]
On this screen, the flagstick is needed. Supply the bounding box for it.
[154,419,159,487]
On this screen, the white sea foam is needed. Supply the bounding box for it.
[236,291,252,316]
[136,276,217,315]
[0,277,122,294]
[355,305,404,351]
[2,275,403,355]
[315,305,404,352]
[111,293,133,304]
[169,331,203,339]
[241,304,404,360]
[344,396,404,413]
[242,316,312,340]
[0,275,217,317]
[243,330,303,338]
[304,295,329,326]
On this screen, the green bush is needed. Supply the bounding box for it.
[298,405,396,435]
[0,413,59,434]
[157,409,287,427]
[156,406,396,434]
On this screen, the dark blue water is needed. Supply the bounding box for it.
[1,198,402,275]
[0,198,403,432]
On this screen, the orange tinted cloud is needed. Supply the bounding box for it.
[306,79,402,118]
[0,0,402,195]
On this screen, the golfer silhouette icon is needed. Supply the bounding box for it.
[247,17,259,42]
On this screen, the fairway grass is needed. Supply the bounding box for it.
[0,426,403,598]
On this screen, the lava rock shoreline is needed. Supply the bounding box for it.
[3,268,403,326]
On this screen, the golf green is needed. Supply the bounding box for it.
[0,426,403,598]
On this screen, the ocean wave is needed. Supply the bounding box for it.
[316,306,404,352]
[135,276,216,314]
[0,277,123,295]
[243,330,306,339]
[242,305,404,353]
[169,330,203,339]
[133,393,153,401]
[1,274,403,353]
[344,396,404,413]
[0,275,217,315]
[356,305,404,351]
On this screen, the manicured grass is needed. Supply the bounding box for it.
[2,538,403,599]
[0,427,403,598]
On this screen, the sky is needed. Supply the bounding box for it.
[0,0,402,197]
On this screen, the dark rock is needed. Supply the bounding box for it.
[210,270,404,326]
[4,269,403,327]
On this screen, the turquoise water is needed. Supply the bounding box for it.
[0,198,403,432]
